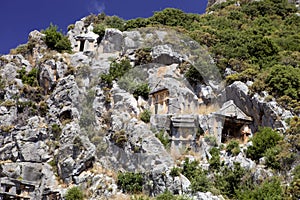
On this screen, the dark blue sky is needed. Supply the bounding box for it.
[0,0,207,55]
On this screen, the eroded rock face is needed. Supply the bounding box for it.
[0,20,297,200]
[224,81,293,133]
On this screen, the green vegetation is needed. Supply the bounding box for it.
[51,124,62,140]
[81,13,125,39]
[209,147,221,171]
[111,129,127,148]
[17,67,38,87]
[215,163,245,198]
[236,177,283,200]
[100,59,132,87]
[133,83,150,100]
[107,0,300,110]
[170,166,181,177]
[226,139,240,156]
[134,48,153,66]
[93,23,106,39]
[204,135,217,147]
[246,127,283,161]
[140,109,151,123]
[117,172,143,193]
[265,65,300,100]
[287,165,300,199]
[42,24,71,52]
[65,187,84,200]
[156,190,191,200]
[155,130,170,149]
[182,158,211,193]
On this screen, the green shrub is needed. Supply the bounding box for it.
[286,116,300,135]
[135,48,153,66]
[67,24,75,31]
[104,15,125,31]
[117,172,143,193]
[246,127,283,161]
[182,158,199,180]
[265,65,300,100]
[100,59,132,87]
[184,64,204,86]
[155,130,170,149]
[190,170,210,193]
[264,146,281,170]
[112,129,127,148]
[124,18,149,30]
[209,147,221,171]
[140,109,151,123]
[93,23,106,39]
[181,158,211,193]
[226,139,241,156]
[264,139,297,171]
[65,187,84,200]
[51,124,62,140]
[236,177,283,200]
[287,165,300,199]
[170,167,181,177]
[133,83,150,100]
[156,191,193,200]
[216,162,245,198]
[17,67,39,87]
[42,24,71,52]
[204,135,217,147]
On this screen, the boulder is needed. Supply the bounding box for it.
[152,45,186,65]
[100,28,123,53]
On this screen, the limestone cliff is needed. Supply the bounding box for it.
[0,15,297,200]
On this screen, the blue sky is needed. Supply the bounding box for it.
[0,0,208,54]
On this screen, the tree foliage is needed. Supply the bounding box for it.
[246,127,283,161]
[42,24,71,52]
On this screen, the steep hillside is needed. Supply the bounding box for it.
[0,0,299,199]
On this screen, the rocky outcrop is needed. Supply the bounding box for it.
[224,81,293,133]
[145,169,191,196]
[0,16,297,200]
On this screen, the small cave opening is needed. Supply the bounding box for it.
[59,110,72,123]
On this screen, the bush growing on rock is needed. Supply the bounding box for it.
[170,166,181,177]
[246,127,283,161]
[51,124,62,140]
[134,48,153,66]
[93,23,106,39]
[133,83,150,100]
[156,190,192,200]
[155,130,170,149]
[117,172,143,193]
[42,24,71,52]
[182,158,211,193]
[140,109,151,123]
[265,65,300,100]
[226,139,240,156]
[236,177,283,200]
[65,187,84,200]
[209,147,221,171]
[215,162,245,198]
[17,67,39,87]
[100,59,132,87]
